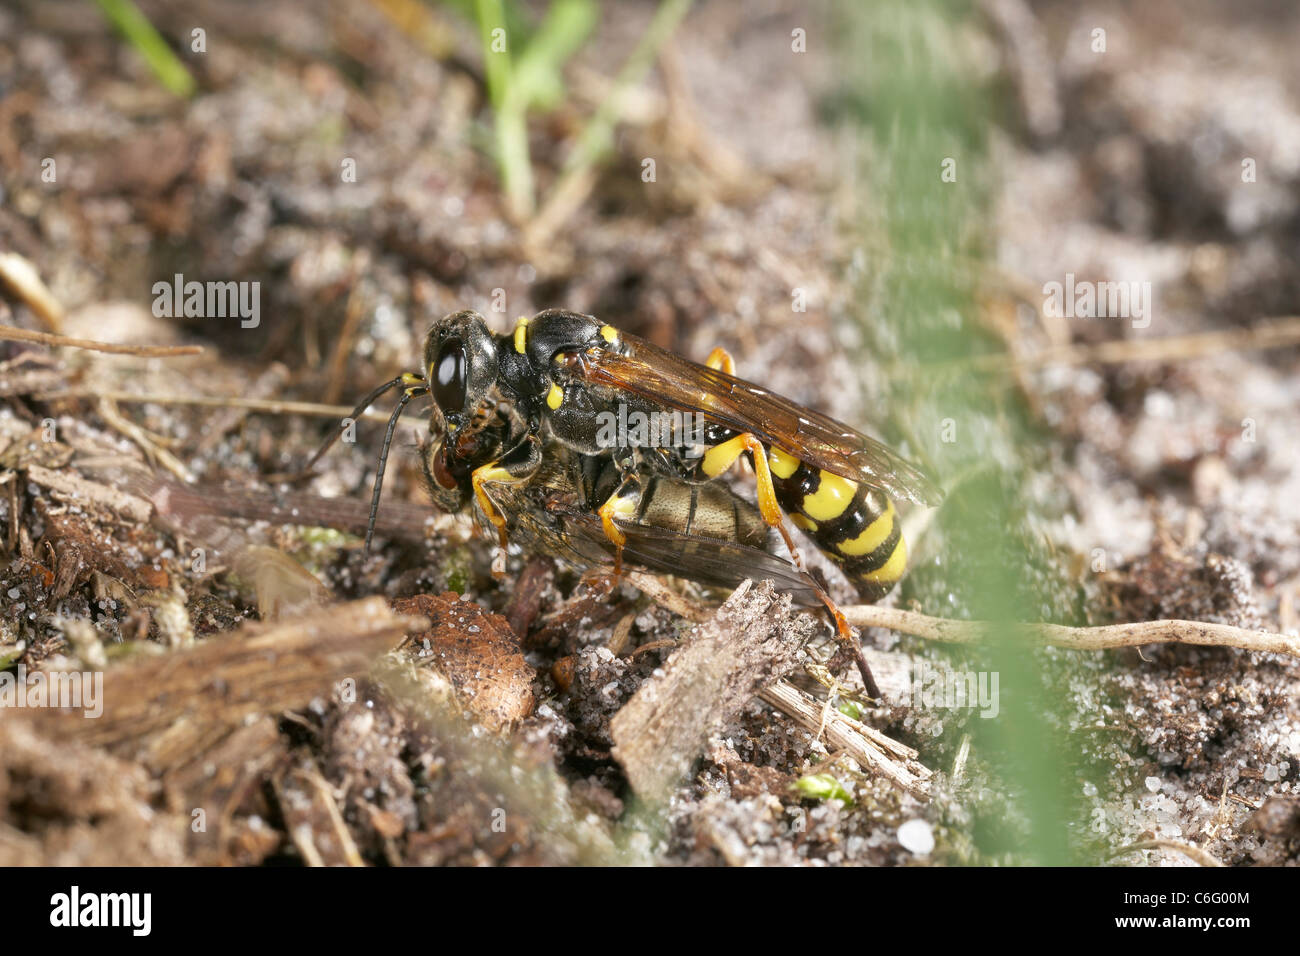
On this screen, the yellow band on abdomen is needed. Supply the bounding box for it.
[836,500,895,557]
[802,471,858,521]
[768,447,800,479]
[859,535,907,584]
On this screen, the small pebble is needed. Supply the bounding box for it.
[898,819,934,856]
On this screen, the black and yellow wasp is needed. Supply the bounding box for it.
[310,308,942,695]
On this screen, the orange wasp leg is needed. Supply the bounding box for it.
[817,589,882,700]
[699,433,802,567]
[469,436,543,572]
[697,348,878,696]
[704,346,736,375]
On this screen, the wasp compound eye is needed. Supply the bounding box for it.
[433,337,467,412]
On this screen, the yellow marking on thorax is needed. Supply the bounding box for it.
[513,316,529,354]
[546,383,564,409]
[802,471,858,521]
[859,536,907,584]
[768,447,800,479]
[599,324,619,344]
[836,500,895,556]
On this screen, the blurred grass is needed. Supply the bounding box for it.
[93,0,195,97]
[832,0,1098,864]
[471,0,599,219]
[553,0,691,179]
[459,0,690,221]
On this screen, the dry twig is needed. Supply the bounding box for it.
[1108,839,1225,868]
[612,580,813,801]
[758,680,931,800]
[0,323,202,357]
[961,316,1300,372]
[97,397,195,484]
[27,597,423,769]
[0,253,65,331]
[40,389,391,422]
[24,464,152,523]
[275,760,367,868]
[841,604,1300,659]
[625,570,712,623]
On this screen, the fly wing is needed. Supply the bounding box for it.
[569,334,943,506]
[475,451,822,605]
[559,512,823,607]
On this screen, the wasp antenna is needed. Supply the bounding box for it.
[302,374,414,474]
[364,384,428,550]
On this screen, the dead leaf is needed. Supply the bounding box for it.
[394,593,537,731]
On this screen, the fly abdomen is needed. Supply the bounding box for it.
[586,456,769,549]
[767,448,907,601]
[633,473,770,549]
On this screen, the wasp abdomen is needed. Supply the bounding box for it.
[766,448,907,601]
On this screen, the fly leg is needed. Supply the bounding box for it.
[471,436,541,576]
[596,468,641,576]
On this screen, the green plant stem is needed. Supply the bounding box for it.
[93,0,195,97]
[476,0,534,220]
[559,0,691,178]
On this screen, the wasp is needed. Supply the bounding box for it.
[309,309,943,697]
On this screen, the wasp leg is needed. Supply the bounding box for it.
[596,474,641,576]
[790,567,880,698]
[704,346,736,375]
[699,433,802,566]
[705,346,760,479]
[700,422,877,695]
[817,588,881,700]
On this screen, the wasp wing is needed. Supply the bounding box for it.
[570,334,943,506]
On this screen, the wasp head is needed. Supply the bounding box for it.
[423,310,500,438]
[420,310,521,513]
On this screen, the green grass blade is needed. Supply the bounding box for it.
[93,0,195,98]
